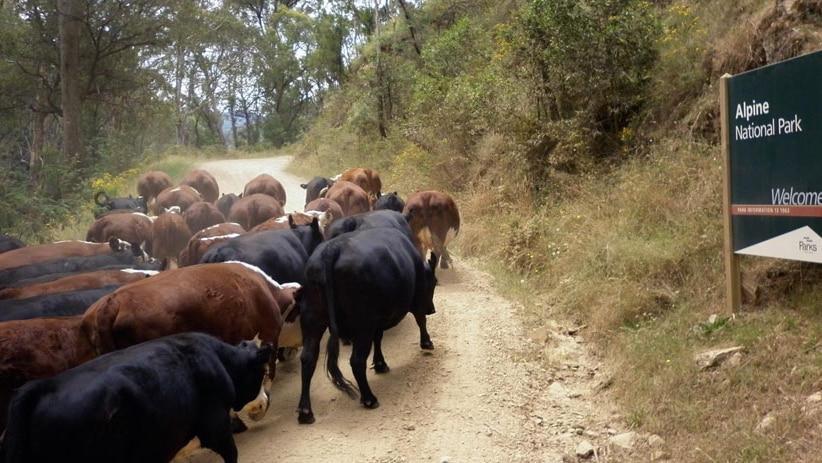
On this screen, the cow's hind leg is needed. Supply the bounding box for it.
[297,330,323,424]
[351,335,379,409]
[372,330,389,373]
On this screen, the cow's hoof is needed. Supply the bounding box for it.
[420,340,434,350]
[373,362,390,374]
[298,410,316,425]
[362,398,380,409]
[230,416,248,433]
[278,347,300,362]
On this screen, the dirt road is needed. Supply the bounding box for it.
[175,156,625,462]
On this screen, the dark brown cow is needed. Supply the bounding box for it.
[0,316,87,432]
[216,193,240,219]
[0,239,137,272]
[0,268,157,300]
[180,169,220,204]
[178,222,246,268]
[402,190,461,269]
[136,171,173,208]
[322,180,370,217]
[305,198,344,224]
[227,193,285,231]
[153,185,203,215]
[300,176,334,206]
[77,262,300,426]
[183,201,226,234]
[244,174,287,207]
[150,210,192,268]
[85,212,153,253]
[338,167,382,207]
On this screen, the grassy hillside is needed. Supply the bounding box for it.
[286,1,822,461]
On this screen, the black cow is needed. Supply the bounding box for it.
[374,192,406,212]
[94,191,147,217]
[0,284,122,322]
[1,260,164,289]
[300,176,334,206]
[324,209,415,242]
[216,193,241,219]
[0,242,146,287]
[0,235,25,254]
[200,217,323,285]
[297,227,438,424]
[0,332,272,463]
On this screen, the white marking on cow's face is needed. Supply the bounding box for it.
[242,377,271,421]
[279,319,303,348]
[119,269,159,276]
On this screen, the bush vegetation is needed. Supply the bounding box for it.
[12,0,822,460]
[286,1,822,461]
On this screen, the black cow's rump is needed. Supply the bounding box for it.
[297,227,438,424]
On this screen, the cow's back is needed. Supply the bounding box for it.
[0,241,115,272]
[79,263,283,361]
[324,181,370,216]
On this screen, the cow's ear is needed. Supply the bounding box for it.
[108,237,122,251]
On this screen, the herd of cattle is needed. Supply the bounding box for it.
[0,166,460,462]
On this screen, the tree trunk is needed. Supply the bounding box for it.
[396,0,421,57]
[58,0,84,194]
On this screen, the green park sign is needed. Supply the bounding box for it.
[721,49,822,309]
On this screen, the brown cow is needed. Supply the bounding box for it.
[322,180,370,216]
[249,211,333,236]
[183,201,226,234]
[136,171,173,208]
[85,212,154,253]
[0,268,157,300]
[0,239,139,272]
[153,185,203,215]
[178,222,246,267]
[77,262,300,426]
[305,197,344,224]
[243,173,287,207]
[0,316,87,432]
[338,167,382,207]
[402,190,461,269]
[150,210,192,268]
[227,193,285,231]
[180,169,220,203]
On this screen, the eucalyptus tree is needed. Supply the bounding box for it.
[4,0,177,195]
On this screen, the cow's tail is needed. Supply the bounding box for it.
[79,296,119,360]
[1,382,49,462]
[94,190,109,207]
[322,257,358,400]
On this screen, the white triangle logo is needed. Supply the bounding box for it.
[737,225,822,263]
